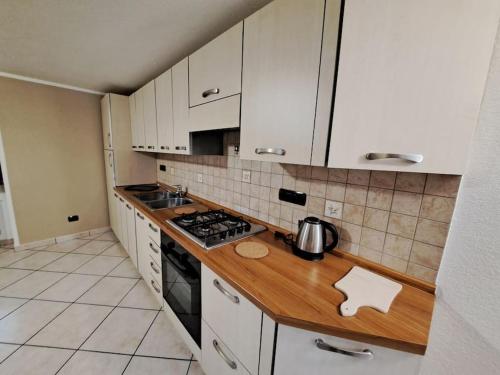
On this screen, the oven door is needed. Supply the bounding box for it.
[161,231,201,347]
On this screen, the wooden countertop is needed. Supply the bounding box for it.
[115,185,435,355]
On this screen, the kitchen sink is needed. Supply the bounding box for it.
[134,191,179,202]
[145,197,193,210]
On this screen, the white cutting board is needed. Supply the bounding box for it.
[335,266,402,317]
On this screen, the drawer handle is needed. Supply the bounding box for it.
[119,198,124,202]
[315,338,374,360]
[149,223,158,233]
[175,146,187,151]
[126,204,132,209]
[213,339,237,370]
[149,242,159,254]
[213,279,239,304]
[147,146,155,150]
[114,193,118,198]
[202,88,220,98]
[161,146,170,150]
[150,261,160,274]
[132,146,137,149]
[255,148,286,156]
[138,146,145,149]
[365,153,423,163]
[150,279,161,293]
[136,212,144,220]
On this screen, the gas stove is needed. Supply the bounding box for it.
[167,210,267,250]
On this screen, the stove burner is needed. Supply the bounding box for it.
[200,227,211,233]
[181,217,195,224]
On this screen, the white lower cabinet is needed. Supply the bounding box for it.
[124,200,137,267]
[202,321,250,375]
[201,265,262,375]
[273,325,422,375]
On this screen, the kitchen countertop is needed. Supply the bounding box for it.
[115,184,435,355]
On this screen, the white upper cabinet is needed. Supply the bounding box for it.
[189,22,242,107]
[328,0,500,174]
[172,58,191,154]
[143,80,158,152]
[240,0,340,165]
[128,94,139,150]
[155,69,174,153]
[101,95,113,150]
[133,88,146,150]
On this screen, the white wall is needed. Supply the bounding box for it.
[419,22,500,374]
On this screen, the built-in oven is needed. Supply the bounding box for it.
[161,231,201,347]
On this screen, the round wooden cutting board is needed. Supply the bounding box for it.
[174,207,197,215]
[235,242,269,259]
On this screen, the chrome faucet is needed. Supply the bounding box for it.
[172,184,187,198]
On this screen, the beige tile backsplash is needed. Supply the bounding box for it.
[157,147,461,283]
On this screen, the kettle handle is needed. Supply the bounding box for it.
[321,220,339,252]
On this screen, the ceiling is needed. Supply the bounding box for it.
[0,0,271,94]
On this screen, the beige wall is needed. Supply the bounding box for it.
[0,77,108,244]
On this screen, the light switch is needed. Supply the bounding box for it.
[324,200,343,219]
[242,170,251,183]
[197,173,203,183]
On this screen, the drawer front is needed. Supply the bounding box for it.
[273,325,422,375]
[145,268,163,308]
[146,218,160,246]
[146,238,161,266]
[202,321,250,375]
[201,266,261,375]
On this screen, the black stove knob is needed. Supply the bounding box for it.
[236,226,243,234]
[244,224,251,232]
[220,232,227,240]
[228,229,235,237]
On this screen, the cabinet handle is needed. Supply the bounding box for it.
[365,153,423,163]
[147,146,155,150]
[212,339,237,370]
[136,212,144,220]
[213,279,239,304]
[150,261,160,274]
[132,146,137,149]
[149,242,159,254]
[108,153,113,168]
[107,132,111,148]
[314,338,374,360]
[175,146,187,151]
[138,146,145,149]
[119,198,124,202]
[150,279,161,293]
[114,193,118,198]
[255,148,286,156]
[160,146,165,150]
[126,204,131,209]
[202,88,220,98]
[148,223,158,233]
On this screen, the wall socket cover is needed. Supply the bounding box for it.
[197,173,203,183]
[242,170,251,183]
[170,167,175,175]
[324,200,343,219]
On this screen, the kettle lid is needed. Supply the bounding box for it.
[304,216,321,224]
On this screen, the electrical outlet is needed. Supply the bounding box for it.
[159,164,166,171]
[324,200,343,219]
[197,173,203,183]
[67,215,79,222]
[242,170,251,183]
[170,167,175,175]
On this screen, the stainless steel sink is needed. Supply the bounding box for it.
[134,191,179,202]
[145,197,193,210]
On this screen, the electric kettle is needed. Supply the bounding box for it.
[293,217,339,260]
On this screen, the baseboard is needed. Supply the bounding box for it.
[0,239,14,247]
[14,226,111,251]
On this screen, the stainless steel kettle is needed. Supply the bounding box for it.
[293,216,339,260]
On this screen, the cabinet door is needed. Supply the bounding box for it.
[202,265,261,375]
[100,94,113,150]
[113,193,123,243]
[135,209,148,278]
[155,70,174,152]
[273,324,421,375]
[118,196,129,251]
[328,0,499,174]
[109,192,119,238]
[189,22,242,107]
[201,321,251,375]
[129,94,139,150]
[172,58,191,154]
[134,88,146,150]
[125,201,137,267]
[240,0,325,164]
[143,80,158,152]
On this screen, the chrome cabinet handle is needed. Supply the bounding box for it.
[132,146,137,149]
[126,204,131,209]
[202,88,220,98]
[315,338,374,360]
[150,261,160,274]
[175,146,187,151]
[365,153,423,163]
[149,242,159,254]
[136,212,144,220]
[119,198,124,202]
[114,193,118,198]
[108,153,113,167]
[148,223,158,233]
[107,132,111,148]
[138,145,145,149]
[150,279,160,293]
[213,279,239,304]
[147,146,155,150]
[255,148,286,156]
[160,146,170,150]
[212,339,237,370]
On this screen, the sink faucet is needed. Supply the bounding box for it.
[173,184,187,198]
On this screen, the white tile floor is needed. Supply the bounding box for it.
[0,233,203,374]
